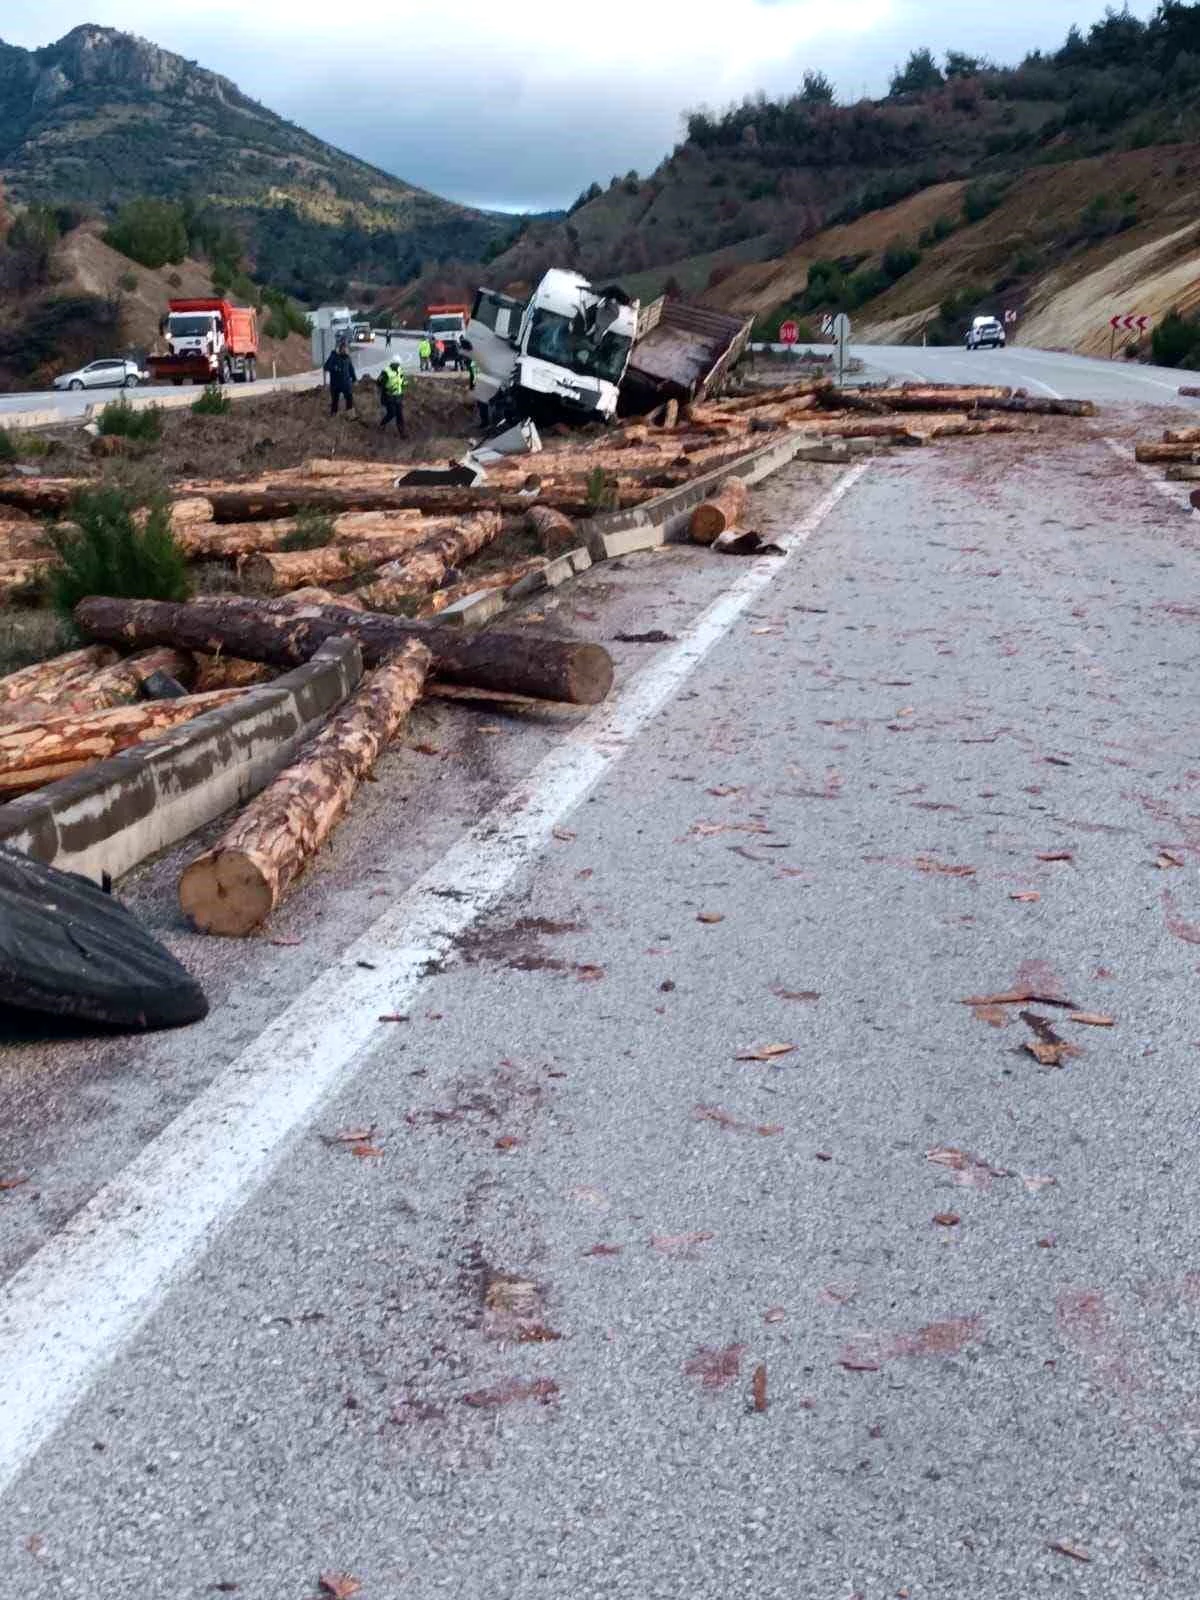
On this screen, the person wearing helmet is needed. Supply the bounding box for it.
[379,359,406,434]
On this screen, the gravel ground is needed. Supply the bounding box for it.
[4,416,1200,1596]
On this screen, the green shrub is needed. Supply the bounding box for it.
[963,181,1007,224]
[96,398,162,442]
[1152,309,1200,368]
[0,426,15,465]
[117,271,138,293]
[881,242,922,282]
[191,384,232,417]
[167,271,183,288]
[280,507,334,551]
[49,487,191,616]
[585,468,619,513]
[105,198,188,269]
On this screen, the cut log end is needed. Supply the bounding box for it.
[689,477,749,545]
[179,849,276,938]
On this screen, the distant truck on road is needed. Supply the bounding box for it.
[427,304,470,345]
[147,299,259,385]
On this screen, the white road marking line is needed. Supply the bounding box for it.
[0,463,870,1499]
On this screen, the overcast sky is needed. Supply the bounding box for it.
[5,0,1163,212]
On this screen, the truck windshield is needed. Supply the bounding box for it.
[429,316,462,335]
[170,317,217,337]
[526,309,632,385]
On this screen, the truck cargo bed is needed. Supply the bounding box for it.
[621,299,753,412]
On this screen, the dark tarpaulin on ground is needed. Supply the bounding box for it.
[0,846,208,1032]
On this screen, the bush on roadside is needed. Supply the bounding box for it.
[191,384,232,417]
[49,486,191,616]
[96,398,162,442]
[1152,309,1200,368]
[0,426,16,464]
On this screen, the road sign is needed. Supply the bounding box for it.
[820,314,835,338]
[1004,309,1018,325]
[831,312,851,383]
[1110,313,1151,333]
[779,320,799,345]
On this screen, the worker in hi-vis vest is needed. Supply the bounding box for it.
[378,360,406,434]
[418,337,432,371]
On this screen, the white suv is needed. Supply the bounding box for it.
[54,358,144,391]
[966,316,1006,351]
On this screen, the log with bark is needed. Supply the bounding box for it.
[359,512,503,610]
[689,477,748,545]
[1164,463,1200,482]
[1135,442,1200,464]
[0,687,247,796]
[179,640,431,936]
[0,478,77,516]
[74,595,614,705]
[715,379,830,414]
[0,645,119,706]
[179,508,430,561]
[526,505,578,555]
[241,527,439,594]
[0,648,198,722]
[204,484,660,524]
[280,586,367,611]
[974,395,1094,417]
[417,558,548,617]
[0,520,52,561]
[1163,428,1200,445]
[0,558,53,601]
[191,653,277,692]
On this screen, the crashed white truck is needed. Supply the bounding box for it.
[463,268,751,428]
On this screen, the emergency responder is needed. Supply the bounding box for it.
[379,360,406,434]
[324,339,356,415]
[418,336,432,372]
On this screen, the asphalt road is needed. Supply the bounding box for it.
[3,410,1200,1594]
[0,332,419,422]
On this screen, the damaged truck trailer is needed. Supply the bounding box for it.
[463,269,751,429]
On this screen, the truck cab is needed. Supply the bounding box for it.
[147,298,258,385]
[466,270,638,427]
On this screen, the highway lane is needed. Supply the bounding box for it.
[850,341,1195,405]
[0,332,421,423]
[3,425,1200,1595]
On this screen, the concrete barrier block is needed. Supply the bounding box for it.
[436,588,510,628]
[0,638,362,885]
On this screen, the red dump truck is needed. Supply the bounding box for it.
[147,299,259,385]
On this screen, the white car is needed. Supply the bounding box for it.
[54,358,144,392]
[966,317,1006,351]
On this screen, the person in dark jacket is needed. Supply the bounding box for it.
[324,340,356,414]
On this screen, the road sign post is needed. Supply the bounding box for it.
[832,312,851,385]
[779,320,799,351]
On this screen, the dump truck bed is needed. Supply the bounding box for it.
[622,298,753,411]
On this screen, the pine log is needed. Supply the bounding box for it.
[0,478,78,516]
[179,640,431,936]
[897,383,1013,402]
[2,648,198,722]
[242,528,438,594]
[281,587,367,611]
[418,558,548,616]
[0,520,52,561]
[360,512,503,609]
[192,653,277,692]
[0,645,119,706]
[204,484,659,523]
[1135,442,1200,464]
[689,477,749,545]
[0,558,53,601]
[975,395,1094,417]
[1164,463,1200,482]
[923,416,1030,438]
[1164,428,1200,445]
[180,508,430,560]
[0,687,247,796]
[74,595,614,705]
[526,505,578,555]
[715,379,830,414]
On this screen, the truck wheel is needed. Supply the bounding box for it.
[219,359,231,385]
[173,379,183,387]
[246,358,257,384]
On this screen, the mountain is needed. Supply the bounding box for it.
[474,1,1200,354]
[0,25,510,299]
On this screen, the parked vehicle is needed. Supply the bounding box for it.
[147,299,259,385]
[966,315,1006,351]
[465,270,638,426]
[54,357,144,392]
[352,322,373,344]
